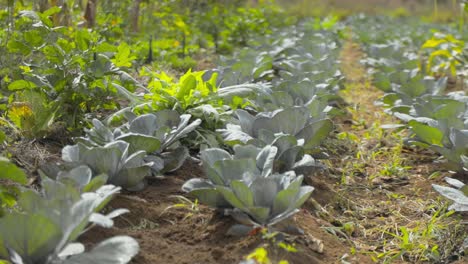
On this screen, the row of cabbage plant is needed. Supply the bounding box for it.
[181,22,345,234]
[349,15,468,213]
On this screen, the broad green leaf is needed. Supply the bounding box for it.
[160,147,189,173]
[433,184,468,205]
[251,177,279,208]
[75,29,91,51]
[177,74,197,102]
[111,42,136,68]
[231,180,254,207]
[409,120,444,146]
[82,174,109,193]
[298,119,334,149]
[65,236,139,264]
[0,158,27,184]
[246,206,271,224]
[217,186,247,211]
[0,213,62,262]
[117,134,161,154]
[8,80,36,91]
[272,188,297,216]
[200,148,232,167]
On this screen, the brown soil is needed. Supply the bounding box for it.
[80,159,373,264]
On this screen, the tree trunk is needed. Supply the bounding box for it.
[131,0,142,33]
[50,0,71,26]
[84,0,98,28]
[36,0,49,12]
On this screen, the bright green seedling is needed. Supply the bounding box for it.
[144,70,219,112]
[141,69,269,147]
[143,69,264,113]
[0,177,138,264]
[433,177,468,212]
[78,110,201,175]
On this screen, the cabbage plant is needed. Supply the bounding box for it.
[433,177,468,212]
[62,141,152,191]
[182,146,278,208]
[379,74,447,114]
[407,122,468,171]
[219,172,313,228]
[77,110,201,175]
[39,165,111,194]
[218,107,332,172]
[182,147,314,232]
[0,177,139,264]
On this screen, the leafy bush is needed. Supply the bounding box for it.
[422,32,464,76]
[4,9,138,137]
[140,69,270,147]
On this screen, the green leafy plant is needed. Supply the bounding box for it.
[61,141,152,191]
[182,146,314,234]
[433,176,468,211]
[4,9,138,136]
[78,110,202,175]
[39,165,110,194]
[422,33,464,76]
[406,121,468,171]
[0,177,139,263]
[218,172,313,232]
[183,146,279,208]
[0,157,27,217]
[141,69,269,147]
[218,106,333,167]
[378,73,447,113]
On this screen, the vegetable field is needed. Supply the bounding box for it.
[0,0,467,263]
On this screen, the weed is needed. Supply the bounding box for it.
[160,195,201,220]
